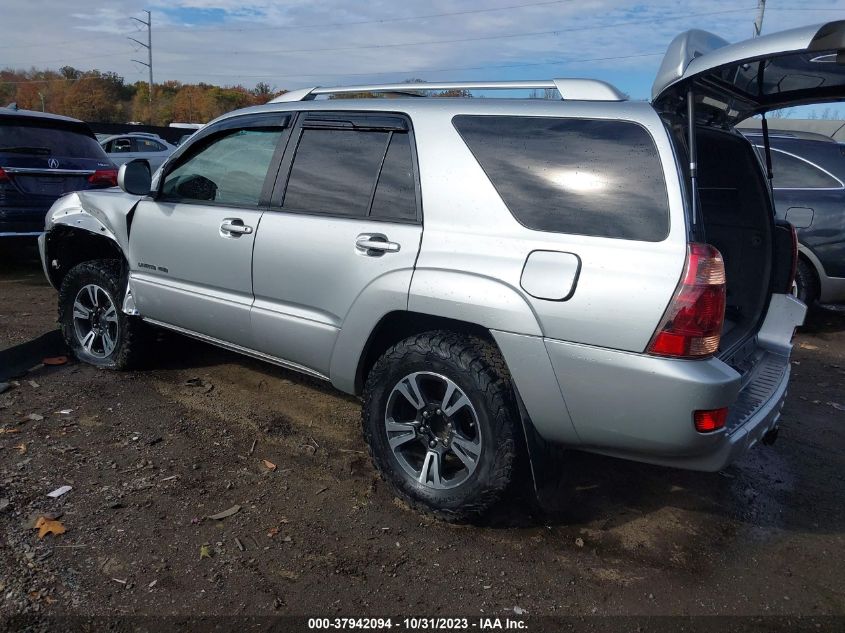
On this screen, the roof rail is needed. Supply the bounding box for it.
[270,79,626,103]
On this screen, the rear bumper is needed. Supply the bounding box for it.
[495,294,806,472]
[0,206,48,235]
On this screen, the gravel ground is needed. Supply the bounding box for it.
[0,240,843,629]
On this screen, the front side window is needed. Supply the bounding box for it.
[453,115,670,241]
[161,128,282,206]
[765,148,842,189]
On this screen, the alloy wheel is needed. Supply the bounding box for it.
[72,283,119,358]
[385,371,483,490]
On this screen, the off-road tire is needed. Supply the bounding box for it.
[58,259,146,369]
[795,257,819,307]
[362,331,519,522]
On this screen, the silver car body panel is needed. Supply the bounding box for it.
[251,213,422,377]
[101,134,176,173]
[798,244,845,304]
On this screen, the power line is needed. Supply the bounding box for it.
[162,7,759,57]
[0,51,664,85]
[153,0,577,34]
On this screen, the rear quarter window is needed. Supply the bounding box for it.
[0,119,108,159]
[452,115,670,241]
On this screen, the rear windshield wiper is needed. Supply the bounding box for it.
[0,146,52,155]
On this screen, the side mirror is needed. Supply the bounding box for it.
[117,159,152,196]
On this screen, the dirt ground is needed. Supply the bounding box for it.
[0,240,843,628]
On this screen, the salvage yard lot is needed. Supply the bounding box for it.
[0,243,844,621]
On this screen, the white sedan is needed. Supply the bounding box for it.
[100,133,176,173]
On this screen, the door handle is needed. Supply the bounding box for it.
[220,219,253,236]
[356,234,400,254]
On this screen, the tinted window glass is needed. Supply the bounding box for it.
[767,149,841,189]
[134,138,167,152]
[283,128,388,216]
[453,116,669,241]
[0,120,107,159]
[162,128,281,205]
[111,138,132,153]
[371,133,416,221]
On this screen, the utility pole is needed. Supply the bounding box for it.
[753,0,766,37]
[130,10,153,124]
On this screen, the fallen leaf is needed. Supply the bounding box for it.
[0,428,21,435]
[43,356,68,366]
[13,443,26,455]
[575,537,585,548]
[827,401,845,411]
[207,504,241,520]
[261,459,277,472]
[26,414,44,422]
[267,527,280,538]
[34,516,66,539]
[799,343,818,351]
[199,544,212,559]
[27,380,40,389]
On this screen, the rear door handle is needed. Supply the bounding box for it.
[356,234,400,254]
[220,219,253,236]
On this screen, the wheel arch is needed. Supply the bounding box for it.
[43,224,127,289]
[350,311,495,396]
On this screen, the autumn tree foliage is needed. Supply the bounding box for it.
[0,66,285,125]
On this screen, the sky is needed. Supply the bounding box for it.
[1,0,844,106]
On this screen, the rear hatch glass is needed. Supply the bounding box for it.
[0,117,114,199]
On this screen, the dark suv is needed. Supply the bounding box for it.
[0,107,117,237]
[744,130,845,305]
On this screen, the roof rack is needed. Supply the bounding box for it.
[270,79,626,103]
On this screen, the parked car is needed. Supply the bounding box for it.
[100,133,175,173]
[0,107,117,237]
[39,20,844,521]
[742,130,845,305]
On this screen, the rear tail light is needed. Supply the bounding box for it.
[0,166,9,182]
[88,168,118,187]
[694,407,728,433]
[646,243,726,359]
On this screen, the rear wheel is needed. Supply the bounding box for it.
[362,331,518,521]
[794,257,819,307]
[58,259,146,369]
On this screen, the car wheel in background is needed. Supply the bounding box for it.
[794,258,819,307]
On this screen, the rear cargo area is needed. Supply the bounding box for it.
[695,127,773,356]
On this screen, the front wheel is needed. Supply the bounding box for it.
[58,259,145,369]
[362,331,519,522]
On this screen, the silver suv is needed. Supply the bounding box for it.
[39,22,844,520]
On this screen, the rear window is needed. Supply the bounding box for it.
[453,115,670,241]
[0,119,107,159]
[761,147,842,189]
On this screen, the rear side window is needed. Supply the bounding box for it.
[764,148,842,189]
[134,138,167,152]
[453,115,670,241]
[282,126,417,221]
[162,128,282,206]
[0,119,107,159]
[283,128,388,216]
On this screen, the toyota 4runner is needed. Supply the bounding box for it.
[39,22,845,519]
